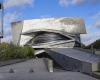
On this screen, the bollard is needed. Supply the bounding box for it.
[9,68,14,73]
[29,68,34,73]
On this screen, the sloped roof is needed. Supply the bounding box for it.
[46,48,100,63]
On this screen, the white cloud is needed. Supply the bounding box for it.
[91,0,100,5]
[81,32,100,45]
[92,11,100,19]
[59,0,100,7]
[59,0,71,7]
[40,15,53,18]
[59,0,85,7]
[1,12,22,43]
[72,0,85,5]
[81,11,100,45]
[5,12,21,22]
[1,0,35,43]
[1,26,12,43]
[4,12,20,23]
[1,35,12,43]
[91,11,100,28]
[93,20,100,28]
[4,0,35,9]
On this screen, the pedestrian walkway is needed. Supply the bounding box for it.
[0,58,48,73]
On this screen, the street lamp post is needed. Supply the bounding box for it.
[0,2,4,44]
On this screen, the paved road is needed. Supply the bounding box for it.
[0,58,98,80]
[32,58,48,72]
[0,72,98,80]
[0,58,48,73]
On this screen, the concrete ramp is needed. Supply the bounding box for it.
[46,48,100,63]
[45,48,100,71]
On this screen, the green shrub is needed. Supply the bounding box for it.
[22,46,35,58]
[0,43,35,61]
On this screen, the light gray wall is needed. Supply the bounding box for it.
[12,21,23,45]
[82,62,92,74]
[95,50,100,56]
[92,63,99,72]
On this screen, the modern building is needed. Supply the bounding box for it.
[12,17,86,48]
[11,17,100,75]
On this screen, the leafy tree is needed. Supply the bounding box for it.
[85,39,100,49]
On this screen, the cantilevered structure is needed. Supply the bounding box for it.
[11,17,100,75]
[12,17,86,48]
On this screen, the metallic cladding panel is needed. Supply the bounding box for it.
[12,21,23,45]
[33,32,70,45]
[32,41,75,48]
[12,17,86,47]
[22,17,86,34]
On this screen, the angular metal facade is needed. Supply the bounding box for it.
[12,17,86,48]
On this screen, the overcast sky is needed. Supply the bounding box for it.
[0,0,100,45]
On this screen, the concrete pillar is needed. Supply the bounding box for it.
[48,59,53,72]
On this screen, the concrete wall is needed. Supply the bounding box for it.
[92,63,98,72]
[12,21,23,45]
[82,62,92,74]
[44,58,53,72]
[92,63,100,72]
[95,50,100,55]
